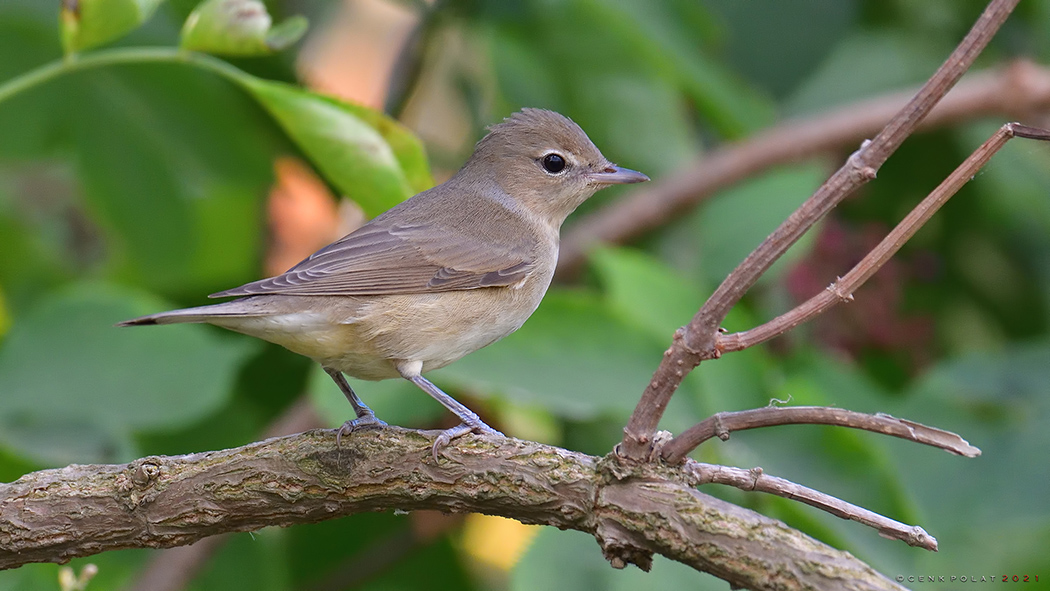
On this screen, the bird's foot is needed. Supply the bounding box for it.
[336,413,388,446]
[431,420,504,462]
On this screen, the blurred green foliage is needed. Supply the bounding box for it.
[180,0,308,55]
[1,0,1050,589]
[60,0,165,53]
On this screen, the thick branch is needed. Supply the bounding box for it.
[618,0,1020,460]
[596,455,905,590]
[662,406,982,464]
[0,429,904,591]
[559,59,1050,277]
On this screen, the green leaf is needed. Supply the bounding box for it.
[66,65,275,295]
[577,0,774,137]
[193,528,292,591]
[589,246,703,340]
[0,285,9,339]
[569,72,698,178]
[784,31,945,116]
[180,0,308,56]
[60,0,165,54]
[513,528,724,591]
[433,290,663,421]
[962,120,1050,237]
[691,164,825,287]
[265,16,308,51]
[876,344,1050,576]
[588,246,782,431]
[0,283,257,465]
[488,0,773,140]
[235,77,432,217]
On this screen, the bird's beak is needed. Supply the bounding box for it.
[587,165,650,185]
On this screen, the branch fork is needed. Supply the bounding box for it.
[615,0,1045,563]
[621,0,1027,460]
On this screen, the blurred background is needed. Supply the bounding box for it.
[2,0,1050,589]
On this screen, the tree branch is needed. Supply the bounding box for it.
[683,461,937,551]
[662,406,982,465]
[618,0,1021,460]
[0,428,905,591]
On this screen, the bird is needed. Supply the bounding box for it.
[119,108,649,458]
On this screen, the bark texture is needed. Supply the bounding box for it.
[0,428,903,591]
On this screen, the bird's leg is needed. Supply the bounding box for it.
[325,368,386,444]
[325,367,381,419]
[398,365,503,460]
[407,374,501,434]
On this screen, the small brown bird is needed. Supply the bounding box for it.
[119,108,648,455]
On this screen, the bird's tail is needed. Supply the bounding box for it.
[117,300,260,327]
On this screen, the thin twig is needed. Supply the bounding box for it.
[662,406,982,464]
[558,59,1050,277]
[617,0,1021,461]
[683,461,938,551]
[384,0,444,118]
[710,122,1050,359]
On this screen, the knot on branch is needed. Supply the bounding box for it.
[847,139,879,181]
[671,326,697,356]
[592,451,688,574]
[672,325,714,361]
[597,525,654,572]
[712,413,731,441]
[116,457,164,508]
[893,525,938,550]
[826,279,855,303]
[612,430,674,467]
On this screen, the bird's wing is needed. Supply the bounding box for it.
[211,222,535,297]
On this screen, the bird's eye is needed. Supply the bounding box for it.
[541,153,567,174]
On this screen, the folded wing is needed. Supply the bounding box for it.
[211,221,534,297]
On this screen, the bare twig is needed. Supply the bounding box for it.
[559,59,1050,278]
[618,0,1021,461]
[0,429,906,591]
[710,122,1050,358]
[662,406,982,464]
[384,1,443,118]
[683,461,938,551]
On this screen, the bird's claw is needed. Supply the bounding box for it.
[431,422,504,462]
[336,413,388,447]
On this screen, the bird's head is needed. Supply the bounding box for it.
[460,108,649,226]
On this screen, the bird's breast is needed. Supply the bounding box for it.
[209,262,555,381]
[348,273,551,374]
